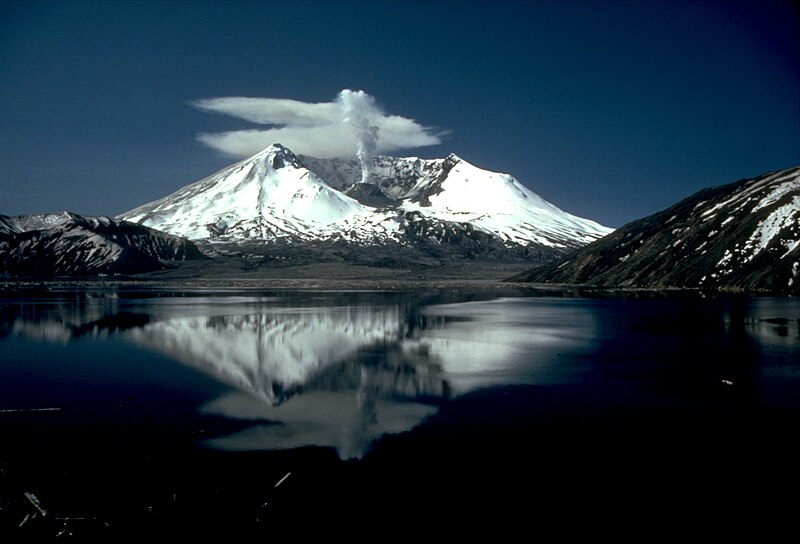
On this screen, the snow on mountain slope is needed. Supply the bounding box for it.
[0,211,204,276]
[120,144,611,255]
[396,155,611,247]
[122,144,400,243]
[302,152,611,248]
[509,165,800,293]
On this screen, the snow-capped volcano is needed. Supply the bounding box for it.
[120,144,611,259]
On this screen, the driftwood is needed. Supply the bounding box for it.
[24,492,48,517]
[274,472,291,488]
[12,490,111,535]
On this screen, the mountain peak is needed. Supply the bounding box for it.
[119,142,373,241]
[251,143,303,170]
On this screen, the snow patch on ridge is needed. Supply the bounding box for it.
[742,196,800,262]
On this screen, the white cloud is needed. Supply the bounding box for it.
[196,126,361,158]
[190,90,445,158]
[192,97,341,127]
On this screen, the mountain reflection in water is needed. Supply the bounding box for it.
[124,297,612,457]
[2,289,798,460]
[127,306,452,458]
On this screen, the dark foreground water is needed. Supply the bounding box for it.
[1,286,798,537]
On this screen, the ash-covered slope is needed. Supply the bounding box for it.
[120,145,610,262]
[508,166,800,293]
[0,211,205,276]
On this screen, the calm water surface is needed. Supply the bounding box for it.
[1,287,799,535]
[2,288,798,458]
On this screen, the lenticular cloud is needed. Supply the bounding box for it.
[191,90,444,159]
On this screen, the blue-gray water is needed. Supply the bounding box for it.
[1,287,798,536]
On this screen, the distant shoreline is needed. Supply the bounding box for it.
[0,276,777,297]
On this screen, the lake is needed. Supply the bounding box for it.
[1,285,798,537]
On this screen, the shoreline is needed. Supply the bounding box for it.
[1,257,794,295]
[0,277,782,298]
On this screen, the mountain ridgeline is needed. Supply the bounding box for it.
[509,166,800,293]
[0,212,205,277]
[118,144,611,264]
[4,142,796,291]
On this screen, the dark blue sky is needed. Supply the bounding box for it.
[1,0,797,227]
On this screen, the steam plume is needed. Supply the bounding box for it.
[337,90,379,183]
